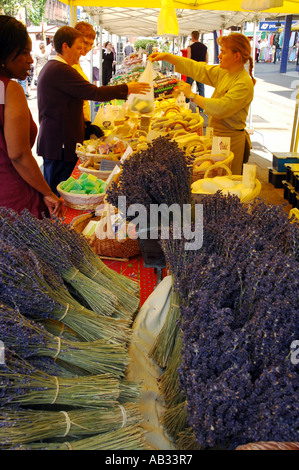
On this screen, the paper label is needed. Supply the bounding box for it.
[242,163,257,189]
[206,127,214,139]
[211,136,230,156]
[105,165,121,188]
[82,220,99,237]
[120,145,133,163]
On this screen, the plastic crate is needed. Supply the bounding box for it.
[272,152,299,172]
[268,167,286,188]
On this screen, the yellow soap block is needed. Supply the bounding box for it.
[240,187,253,199]
[191,180,203,192]
[213,176,235,188]
[242,163,256,189]
[87,174,98,182]
[201,179,223,193]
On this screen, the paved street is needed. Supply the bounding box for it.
[249,61,298,159]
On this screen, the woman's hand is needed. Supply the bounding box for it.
[149,52,178,67]
[43,192,63,217]
[177,81,193,98]
[127,81,151,95]
[148,52,168,62]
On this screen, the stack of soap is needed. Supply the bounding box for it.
[60,173,107,195]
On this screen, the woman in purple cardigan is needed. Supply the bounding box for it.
[37,26,150,195]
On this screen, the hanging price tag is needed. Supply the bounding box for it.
[120,145,133,163]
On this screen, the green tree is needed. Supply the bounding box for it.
[0,0,28,17]
[134,39,157,51]
[26,0,47,25]
[0,0,46,25]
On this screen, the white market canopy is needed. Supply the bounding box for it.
[60,0,299,36]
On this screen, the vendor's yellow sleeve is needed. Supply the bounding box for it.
[73,63,91,122]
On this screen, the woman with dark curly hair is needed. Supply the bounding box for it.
[0,15,62,218]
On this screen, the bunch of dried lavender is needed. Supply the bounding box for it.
[0,208,120,317]
[0,351,120,409]
[106,136,195,225]
[38,214,140,319]
[10,425,149,451]
[0,303,129,377]
[0,239,130,344]
[0,402,143,446]
[159,193,299,449]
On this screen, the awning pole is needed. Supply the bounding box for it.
[99,24,103,86]
[290,84,299,152]
[280,14,292,74]
[68,0,75,27]
[248,19,257,132]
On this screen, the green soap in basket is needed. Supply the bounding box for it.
[65,180,82,192]
[81,179,98,191]
[100,181,107,191]
[78,172,88,181]
[61,176,76,191]
[69,189,86,194]
[86,189,100,194]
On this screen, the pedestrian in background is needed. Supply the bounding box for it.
[34,42,49,84]
[186,30,208,111]
[124,41,134,57]
[102,41,114,85]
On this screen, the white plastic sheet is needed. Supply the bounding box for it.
[126,275,176,450]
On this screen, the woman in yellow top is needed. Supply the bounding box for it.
[150,33,256,175]
[73,21,95,124]
[73,22,105,139]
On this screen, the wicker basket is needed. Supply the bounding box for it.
[78,164,112,181]
[164,115,204,137]
[235,441,299,450]
[151,106,204,137]
[72,213,141,259]
[57,183,106,210]
[76,147,122,165]
[76,140,127,165]
[192,168,262,204]
[192,152,234,182]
